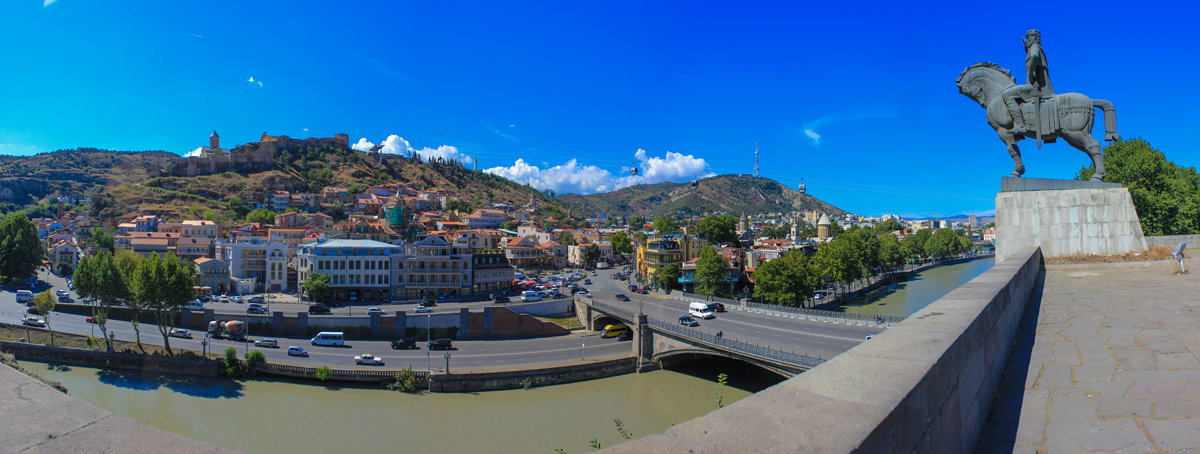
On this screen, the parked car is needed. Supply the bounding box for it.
[255,338,279,348]
[414,306,433,314]
[248,296,265,304]
[707,302,726,313]
[287,345,309,357]
[391,338,418,349]
[583,279,592,285]
[308,304,331,314]
[615,294,630,302]
[22,316,45,327]
[230,296,243,303]
[26,307,41,315]
[678,315,699,327]
[218,295,229,303]
[168,328,192,339]
[55,289,68,297]
[57,294,73,303]
[354,353,384,365]
[428,338,453,350]
[366,307,385,316]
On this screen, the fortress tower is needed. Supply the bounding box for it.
[209,131,220,149]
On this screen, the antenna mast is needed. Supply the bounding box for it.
[754,136,759,177]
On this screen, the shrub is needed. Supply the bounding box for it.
[315,365,332,381]
[387,366,422,393]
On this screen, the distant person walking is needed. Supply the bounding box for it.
[1175,242,1188,274]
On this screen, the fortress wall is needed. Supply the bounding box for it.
[605,247,1044,453]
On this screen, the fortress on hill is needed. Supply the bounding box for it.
[159,131,350,177]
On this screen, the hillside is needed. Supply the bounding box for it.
[556,175,851,219]
[0,148,177,205]
[98,148,566,221]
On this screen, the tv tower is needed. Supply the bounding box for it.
[754,136,760,177]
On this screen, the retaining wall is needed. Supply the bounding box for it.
[1144,234,1200,250]
[0,340,219,377]
[605,246,1043,453]
[428,357,637,392]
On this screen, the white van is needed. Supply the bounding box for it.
[689,302,714,319]
[185,300,205,310]
[310,331,345,346]
[521,290,542,302]
[16,290,35,304]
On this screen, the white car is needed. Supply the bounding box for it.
[366,307,385,316]
[354,353,384,365]
[287,345,308,357]
[168,328,192,339]
[255,338,279,348]
[22,316,45,327]
[414,306,432,314]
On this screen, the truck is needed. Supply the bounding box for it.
[595,262,609,269]
[207,320,247,341]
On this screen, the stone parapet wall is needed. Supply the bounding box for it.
[605,247,1044,453]
[996,187,1146,262]
[1144,234,1200,250]
[0,340,219,377]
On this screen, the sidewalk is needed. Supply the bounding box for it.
[979,260,1200,452]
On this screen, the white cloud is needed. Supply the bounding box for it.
[44,0,57,7]
[184,147,203,157]
[414,145,472,164]
[247,76,262,87]
[799,108,897,146]
[302,127,309,132]
[351,138,375,152]
[379,135,410,155]
[484,148,713,195]
[803,129,821,145]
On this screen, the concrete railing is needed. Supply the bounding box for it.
[677,292,904,327]
[605,246,1043,453]
[258,362,431,382]
[647,318,826,369]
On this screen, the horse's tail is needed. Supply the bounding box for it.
[1093,99,1120,141]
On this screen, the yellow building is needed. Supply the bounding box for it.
[636,235,708,283]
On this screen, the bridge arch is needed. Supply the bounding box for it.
[592,315,627,332]
[652,349,794,378]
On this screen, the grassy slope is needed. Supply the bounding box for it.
[556,175,851,218]
[0,148,178,204]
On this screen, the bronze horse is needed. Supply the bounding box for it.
[956,62,1119,181]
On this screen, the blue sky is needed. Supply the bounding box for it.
[2,1,1197,218]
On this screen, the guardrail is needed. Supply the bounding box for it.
[590,300,635,320]
[259,362,431,382]
[677,292,902,327]
[647,319,826,370]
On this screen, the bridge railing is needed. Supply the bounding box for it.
[646,319,827,370]
[678,291,903,327]
[590,300,635,320]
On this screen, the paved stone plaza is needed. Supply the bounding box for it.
[980,260,1200,453]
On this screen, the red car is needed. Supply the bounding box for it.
[636,288,649,294]
[85,316,96,323]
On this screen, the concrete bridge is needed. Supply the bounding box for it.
[576,295,860,377]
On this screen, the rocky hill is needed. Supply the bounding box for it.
[556,174,851,219]
[0,148,177,205]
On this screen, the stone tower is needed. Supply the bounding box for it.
[738,213,748,233]
[209,131,220,149]
[789,219,801,240]
[817,213,831,239]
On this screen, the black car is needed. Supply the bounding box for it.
[493,296,511,304]
[428,338,453,350]
[391,338,418,349]
[707,303,725,312]
[615,294,630,302]
[308,304,331,314]
[26,307,41,315]
[678,315,699,327]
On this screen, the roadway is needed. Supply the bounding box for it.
[0,271,630,374]
[581,268,885,361]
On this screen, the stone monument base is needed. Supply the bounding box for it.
[995,181,1147,262]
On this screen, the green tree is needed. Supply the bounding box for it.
[901,229,932,263]
[33,290,57,346]
[652,216,679,234]
[633,231,648,246]
[0,212,41,284]
[499,220,518,231]
[752,250,818,306]
[610,232,632,255]
[304,272,332,304]
[583,244,602,266]
[246,208,277,225]
[812,237,858,295]
[628,215,647,230]
[92,228,115,253]
[445,198,473,214]
[760,222,793,240]
[114,248,142,276]
[697,215,738,245]
[388,366,423,393]
[558,231,577,246]
[877,233,906,273]
[695,246,730,297]
[925,228,960,261]
[655,263,682,291]
[151,252,195,355]
[1078,138,1200,235]
[873,219,904,233]
[73,251,127,351]
[126,252,154,352]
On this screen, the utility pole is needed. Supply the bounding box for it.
[754,136,759,178]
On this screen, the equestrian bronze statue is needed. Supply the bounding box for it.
[956,30,1119,181]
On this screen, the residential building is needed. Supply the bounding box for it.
[636,235,708,282]
[181,220,219,239]
[537,240,568,268]
[274,211,334,229]
[463,208,506,229]
[47,240,81,276]
[335,219,396,242]
[133,215,160,232]
[297,238,400,304]
[175,237,214,262]
[322,186,352,204]
[567,242,615,267]
[471,252,514,295]
[267,191,291,212]
[269,227,310,253]
[194,258,230,295]
[504,236,546,267]
[215,238,288,293]
[397,235,473,300]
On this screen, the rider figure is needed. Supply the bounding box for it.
[1001,30,1054,134]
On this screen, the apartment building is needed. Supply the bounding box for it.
[397,235,472,300]
[297,238,400,304]
[215,238,288,293]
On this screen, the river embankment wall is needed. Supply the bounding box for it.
[0,340,219,376]
[605,246,1043,453]
[429,357,638,392]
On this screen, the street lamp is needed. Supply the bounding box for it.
[443,352,451,374]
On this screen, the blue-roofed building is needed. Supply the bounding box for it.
[297,238,403,304]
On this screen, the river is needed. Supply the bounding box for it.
[839,257,996,317]
[20,361,755,453]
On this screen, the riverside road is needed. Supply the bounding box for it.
[1,267,887,373]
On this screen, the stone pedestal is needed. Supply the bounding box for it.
[995,178,1146,262]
